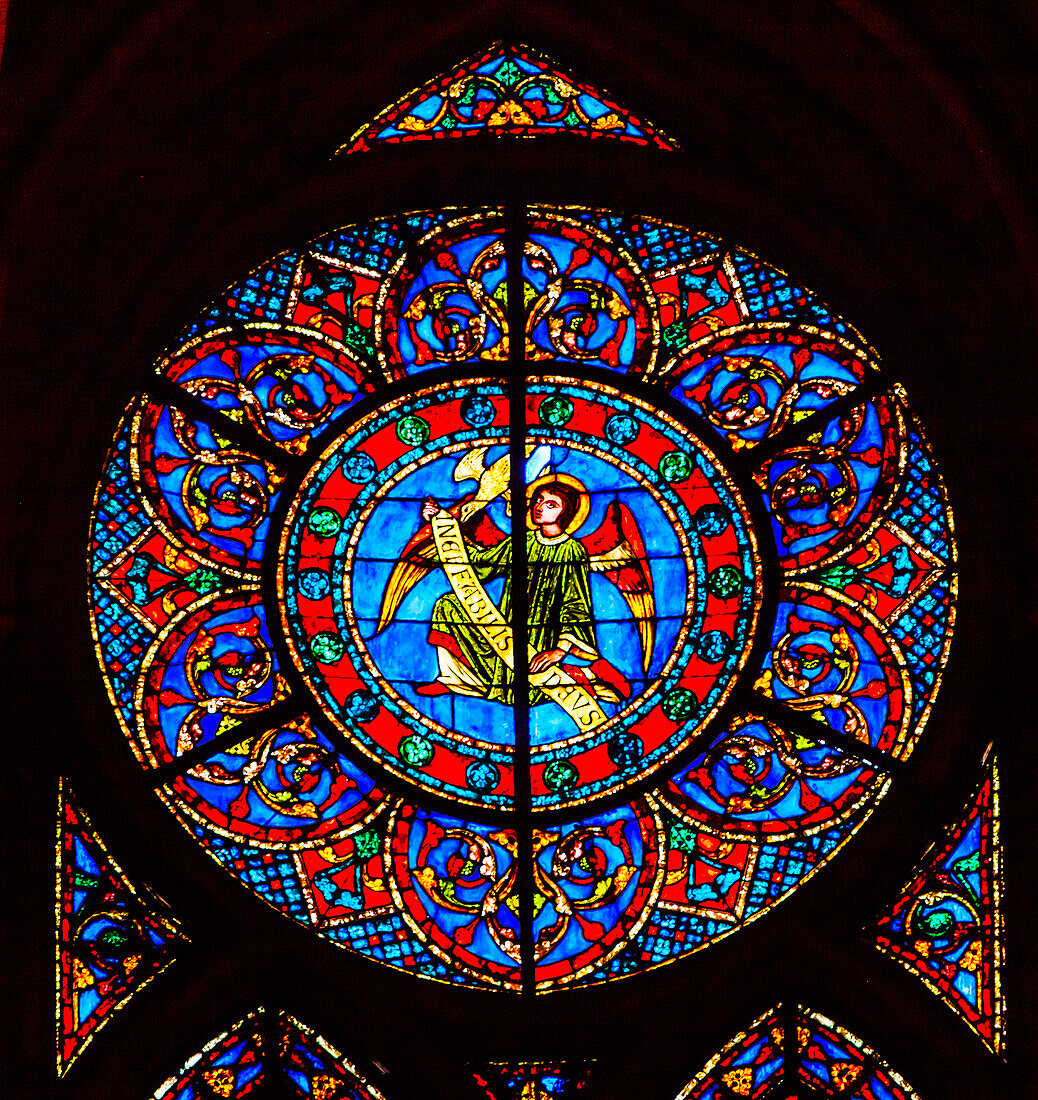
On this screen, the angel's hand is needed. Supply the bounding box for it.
[421,497,440,522]
[529,647,566,674]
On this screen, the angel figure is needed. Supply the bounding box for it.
[375,448,656,718]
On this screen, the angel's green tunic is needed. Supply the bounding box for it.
[428,530,597,705]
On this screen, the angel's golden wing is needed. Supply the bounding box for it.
[376,542,438,635]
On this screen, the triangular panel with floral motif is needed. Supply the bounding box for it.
[869,753,1003,1053]
[340,42,676,153]
[57,781,188,1074]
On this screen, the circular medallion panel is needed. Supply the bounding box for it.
[278,378,762,811]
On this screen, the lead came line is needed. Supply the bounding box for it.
[149,374,305,476]
[751,690,900,773]
[152,696,299,786]
[505,204,536,994]
[746,372,887,470]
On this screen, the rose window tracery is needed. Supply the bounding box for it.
[89,194,954,993]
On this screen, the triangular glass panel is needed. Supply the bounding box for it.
[473,1062,592,1100]
[794,1006,920,1099]
[674,1007,785,1100]
[279,1011,388,1099]
[151,1010,265,1098]
[340,42,676,153]
[57,781,188,1075]
[675,1005,920,1100]
[869,752,1003,1053]
[150,1009,387,1098]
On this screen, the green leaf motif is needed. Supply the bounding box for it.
[819,562,860,589]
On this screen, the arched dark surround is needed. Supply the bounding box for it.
[2,3,1034,1098]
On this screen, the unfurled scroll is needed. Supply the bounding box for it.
[430,510,608,732]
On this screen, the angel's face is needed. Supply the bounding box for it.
[532,491,565,528]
